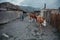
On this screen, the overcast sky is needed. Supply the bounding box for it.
[0,0,60,9]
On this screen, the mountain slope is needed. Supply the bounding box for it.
[0,2,40,12]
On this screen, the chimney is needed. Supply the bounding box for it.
[44,3,46,9]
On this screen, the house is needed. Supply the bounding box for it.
[34,11,41,16]
[0,8,7,11]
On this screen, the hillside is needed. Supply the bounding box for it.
[0,2,40,12]
[0,2,21,11]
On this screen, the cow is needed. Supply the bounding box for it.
[28,13,46,27]
[28,13,37,23]
[36,15,46,27]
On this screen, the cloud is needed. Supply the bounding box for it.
[0,0,60,8]
[20,0,59,9]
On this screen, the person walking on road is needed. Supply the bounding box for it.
[20,13,24,21]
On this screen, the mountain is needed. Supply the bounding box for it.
[0,2,40,12]
[0,2,21,11]
[19,6,40,12]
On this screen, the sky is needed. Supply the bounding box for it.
[0,0,60,9]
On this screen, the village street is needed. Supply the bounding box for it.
[0,16,59,40]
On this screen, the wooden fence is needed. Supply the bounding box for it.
[50,13,60,31]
